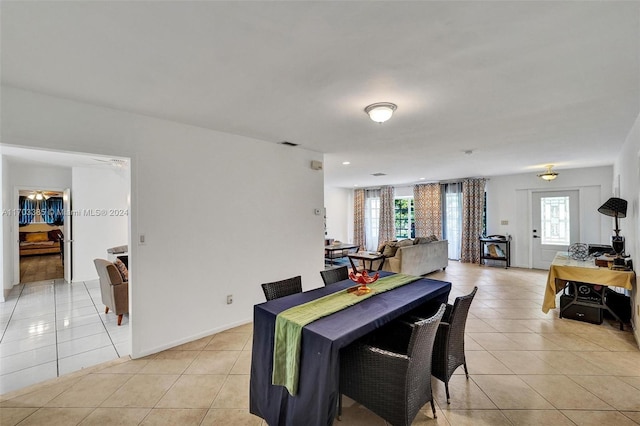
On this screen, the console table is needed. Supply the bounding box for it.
[479,235,511,268]
[542,252,635,329]
[324,243,359,265]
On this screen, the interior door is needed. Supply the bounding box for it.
[63,188,72,283]
[532,190,579,269]
[13,189,20,284]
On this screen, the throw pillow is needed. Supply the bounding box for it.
[382,243,399,257]
[397,239,413,247]
[427,235,439,242]
[25,232,49,243]
[114,258,129,282]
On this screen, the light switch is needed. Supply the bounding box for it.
[500,220,509,225]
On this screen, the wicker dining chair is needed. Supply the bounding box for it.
[319,266,349,286]
[339,304,446,425]
[261,276,303,301]
[430,286,478,403]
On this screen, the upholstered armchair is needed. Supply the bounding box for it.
[94,259,129,326]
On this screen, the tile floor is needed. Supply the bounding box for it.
[1,262,639,425]
[0,278,130,395]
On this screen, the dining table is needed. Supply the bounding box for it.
[249,271,452,426]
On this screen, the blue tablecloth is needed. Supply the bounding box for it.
[249,272,451,426]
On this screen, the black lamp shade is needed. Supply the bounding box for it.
[598,197,627,218]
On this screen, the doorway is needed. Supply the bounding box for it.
[531,190,579,269]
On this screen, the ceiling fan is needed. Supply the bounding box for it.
[26,190,61,200]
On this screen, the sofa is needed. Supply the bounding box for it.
[375,238,448,276]
[19,230,63,256]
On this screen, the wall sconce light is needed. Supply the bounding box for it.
[537,165,558,181]
[364,102,397,123]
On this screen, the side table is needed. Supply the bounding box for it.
[348,252,385,272]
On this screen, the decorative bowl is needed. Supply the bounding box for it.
[348,270,379,295]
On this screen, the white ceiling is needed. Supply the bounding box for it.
[2,1,638,187]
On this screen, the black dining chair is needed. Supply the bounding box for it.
[430,286,478,403]
[319,266,349,286]
[339,304,446,425]
[261,276,303,301]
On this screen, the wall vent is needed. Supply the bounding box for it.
[371,172,387,177]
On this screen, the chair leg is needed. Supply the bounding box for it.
[105,306,109,314]
[463,361,469,378]
[117,314,123,326]
[430,398,437,418]
[445,382,451,404]
[337,393,342,421]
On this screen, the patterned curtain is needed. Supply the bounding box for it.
[413,184,442,238]
[353,188,365,251]
[460,178,487,263]
[378,186,395,247]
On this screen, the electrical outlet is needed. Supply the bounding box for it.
[227,294,233,305]
[500,220,509,225]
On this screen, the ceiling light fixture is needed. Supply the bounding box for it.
[364,102,397,123]
[537,165,559,181]
[342,161,351,165]
[27,191,50,201]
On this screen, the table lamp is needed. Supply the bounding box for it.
[597,197,627,265]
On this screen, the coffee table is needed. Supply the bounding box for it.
[348,252,385,272]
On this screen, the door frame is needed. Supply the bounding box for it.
[13,185,69,284]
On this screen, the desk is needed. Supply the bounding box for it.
[347,251,385,272]
[542,253,635,326]
[249,272,451,426]
[324,243,359,265]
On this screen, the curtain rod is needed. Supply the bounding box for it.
[356,177,489,190]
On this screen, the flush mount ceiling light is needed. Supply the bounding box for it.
[537,165,559,181]
[364,102,397,123]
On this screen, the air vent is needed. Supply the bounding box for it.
[371,172,387,177]
[280,141,299,147]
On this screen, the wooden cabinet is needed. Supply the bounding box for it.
[479,235,511,268]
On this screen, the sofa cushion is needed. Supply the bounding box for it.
[114,258,129,282]
[382,243,399,257]
[25,232,49,243]
[397,239,413,247]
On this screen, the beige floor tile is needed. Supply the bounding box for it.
[138,350,198,375]
[15,407,94,425]
[201,408,264,426]
[537,332,608,351]
[334,401,386,426]
[101,375,179,408]
[577,331,640,351]
[464,320,498,333]
[462,335,483,351]
[561,410,639,426]
[243,338,253,352]
[467,332,522,351]
[0,379,80,408]
[224,323,253,334]
[503,332,564,350]
[520,375,612,410]
[46,373,131,407]
[471,375,554,409]
[167,335,213,351]
[0,407,38,426]
[94,359,150,375]
[530,351,609,375]
[621,411,640,423]
[433,375,498,410]
[78,407,151,425]
[230,351,252,375]
[184,351,240,375]
[574,351,640,376]
[140,408,207,425]
[619,376,640,390]
[569,375,640,410]
[489,351,558,374]
[155,375,226,408]
[501,409,574,425]
[212,375,249,408]
[463,350,512,375]
[442,409,511,426]
[205,333,251,351]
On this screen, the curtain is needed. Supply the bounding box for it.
[353,189,366,251]
[442,182,463,260]
[413,183,442,239]
[460,178,487,263]
[378,186,396,247]
[42,197,64,225]
[364,189,380,251]
[19,196,35,226]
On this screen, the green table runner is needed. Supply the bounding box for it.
[272,274,421,395]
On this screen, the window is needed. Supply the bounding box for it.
[394,197,414,239]
[540,196,570,245]
[442,183,463,259]
[364,190,380,251]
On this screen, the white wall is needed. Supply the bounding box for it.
[324,186,351,243]
[1,86,325,358]
[5,161,72,288]
[1,156,9,301]
[486,166,613,268]
[71,166,129,282]
[613,112,640,343]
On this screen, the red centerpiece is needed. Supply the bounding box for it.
[348,270,379,295]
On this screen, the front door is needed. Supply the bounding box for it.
[532,190,579,269]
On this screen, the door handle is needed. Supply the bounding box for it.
[533,235,540,238]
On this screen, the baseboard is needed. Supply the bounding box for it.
[131,317,253,359]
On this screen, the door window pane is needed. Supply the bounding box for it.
[540,196,570,245]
